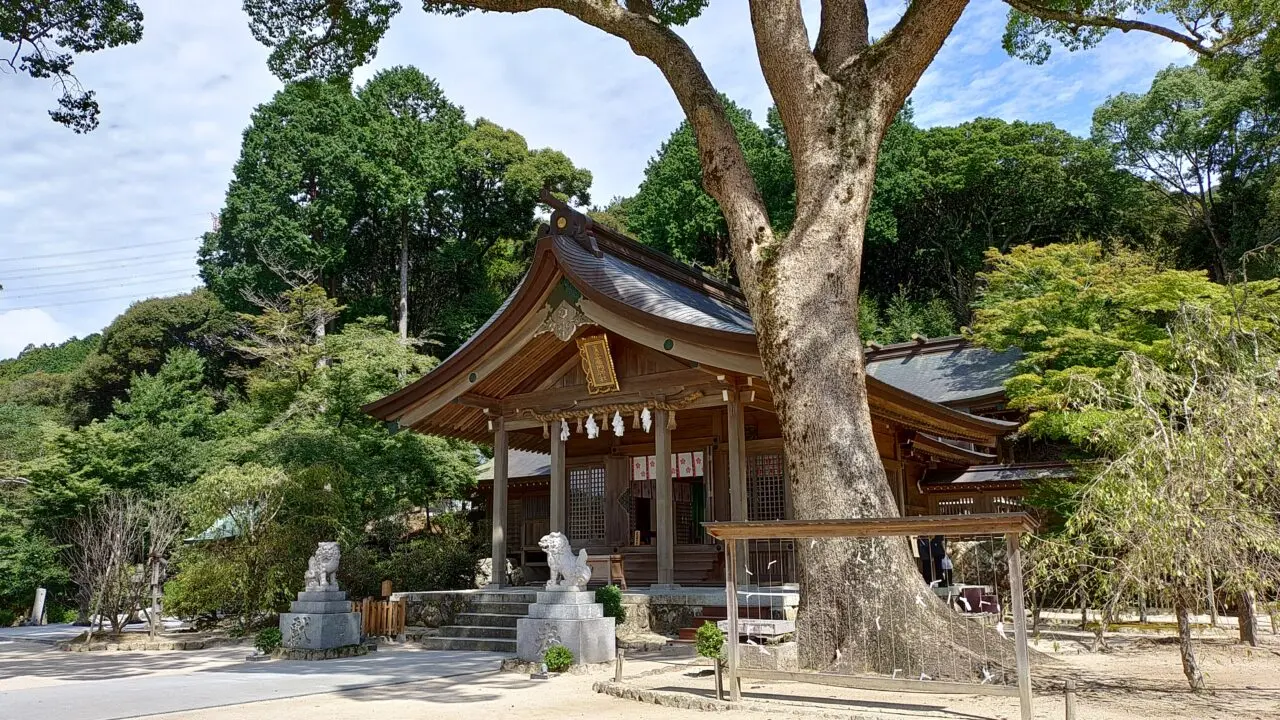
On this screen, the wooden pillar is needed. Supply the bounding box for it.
[724,539,741,702]
[490,417,508,588]
[551,419,566,533]
[1005,532,1033,720]
[655,409,674,586]
[726,396,749,583]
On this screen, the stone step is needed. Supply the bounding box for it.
[471,593,538,605]
[463,602,530,616]
[420,636,516,653]
[456,612,521,628]
[441,625,517,640]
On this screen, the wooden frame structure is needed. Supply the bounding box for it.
[704,513,1036,720]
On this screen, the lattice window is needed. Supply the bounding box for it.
[569,465,606,544]
[524,494,549,520]
[747,453,786,521]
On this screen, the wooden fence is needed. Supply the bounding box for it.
[358,597,406,639]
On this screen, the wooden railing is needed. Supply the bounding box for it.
[359,597,406,639]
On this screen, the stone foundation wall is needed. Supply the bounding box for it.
[391,591,473,628]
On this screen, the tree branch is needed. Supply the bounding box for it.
[428,0,773,284]
[1004,0,1217,56]
[814,0,869,75]
[852,0,970,122]
[747,0,823,155]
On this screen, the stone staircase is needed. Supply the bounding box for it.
[419,590,537,653]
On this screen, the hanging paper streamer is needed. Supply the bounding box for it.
[585,413,599,439]
[611,411,624,437]
[559,419,570,442]
[641,407,652,433]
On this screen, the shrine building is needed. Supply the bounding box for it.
[363,194,1064,588]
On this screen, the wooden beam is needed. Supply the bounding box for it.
[702,513,1038,541]
[398,305,551,427]
[489,417,508,589]
[503,368,715,411]
[551,419,566,533]
[457,393,502,411]
[654,409,674,586]
[578,298,764,376]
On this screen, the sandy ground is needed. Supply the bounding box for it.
[622,629,1280,720]
[3,625,1279,720]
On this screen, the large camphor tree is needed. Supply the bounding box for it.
[240,0,1276,669]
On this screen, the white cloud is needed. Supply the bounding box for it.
[0,0,1202,351]
[0,309,73,360]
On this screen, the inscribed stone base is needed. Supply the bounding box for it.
[279,611,361,650]
[516,616,616,664]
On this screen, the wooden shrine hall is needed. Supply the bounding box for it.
[364,194,1040,588]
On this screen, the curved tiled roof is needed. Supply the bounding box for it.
[866,338,1021,406]
[555,235,754,335]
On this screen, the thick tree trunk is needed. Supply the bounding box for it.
[742,103,1008,675]
[1237,589,1258,647]
[1175,597,1205,691]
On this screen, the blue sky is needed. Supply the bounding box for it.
[0,0,1191,359]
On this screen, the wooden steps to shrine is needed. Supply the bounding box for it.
[419,591,537,654]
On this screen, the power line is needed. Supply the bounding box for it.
[0,287,203,312]
[0,211,214,236]
[0,253,200,280]
[0,238,202,263]
[0,275,200,301]
[0,270,201,294]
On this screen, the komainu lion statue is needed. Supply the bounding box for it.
[539,532,591,589]
[304,541,341,592]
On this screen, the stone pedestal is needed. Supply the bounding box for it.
[516,590,616,665]
[279,589,362,652]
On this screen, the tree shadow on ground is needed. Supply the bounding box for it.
[0,645,249,682]
[658,684,1001,720]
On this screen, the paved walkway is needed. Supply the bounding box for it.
[0,643,509,720]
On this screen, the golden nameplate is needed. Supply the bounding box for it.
[576,334,620,395]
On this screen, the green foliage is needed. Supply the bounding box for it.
[0,335,99,383]
[201,69,591,354]
[376,517,482,593]
[1093,62,1280,279]
[694,620,725,662]
[1035,308,1280,689]
[543,643,573,672]
[0,496,67,618]
[66,290,235,424]
[1002,1,1274,65]
[254,627,282,654]
[969,242,1280,442]
[2,1,144,132]
[625,99,793,274]
[595,584,626,626]
[859,289,957,345]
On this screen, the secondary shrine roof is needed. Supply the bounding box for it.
[866,337,1022,407]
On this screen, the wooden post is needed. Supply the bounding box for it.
[726,397,748,585]
[724,539,741,702]
[149,562,160,638]
[655,409,674,587]
[381,579,393,598]
[1064,678,1077,720]
[1005,532,1033,720]
[491,417,509,588]
[551,419,566,533]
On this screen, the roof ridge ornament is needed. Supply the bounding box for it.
[541,187,602,258]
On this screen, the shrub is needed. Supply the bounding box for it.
[0,609,15,627]
[595,584,626,625]
[543,644,573,672]
[378,522,481,592]
[255,627,282,654]
[694,621,725,662]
